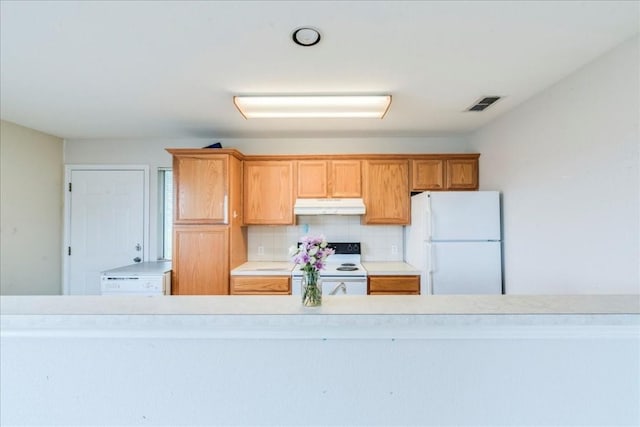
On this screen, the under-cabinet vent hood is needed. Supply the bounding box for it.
[294,198,366,215]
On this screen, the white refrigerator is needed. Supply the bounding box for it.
[404,191,502,295]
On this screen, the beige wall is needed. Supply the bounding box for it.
[0,120,64,294]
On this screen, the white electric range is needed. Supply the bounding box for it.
[291,242,367,295]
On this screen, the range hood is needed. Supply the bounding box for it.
[294,198,366,215]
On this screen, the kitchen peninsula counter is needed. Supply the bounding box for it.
[2,294,638,316]
[2,294,638,426]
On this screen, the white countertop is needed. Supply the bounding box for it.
[363,262,420,275]
[2,294,638,315]
[232,261,420,276]
[101,260,172,275]
[230,262,295,276]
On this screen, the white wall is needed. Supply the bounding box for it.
[470,36,640,294]
[2,310,638,426]
[0,120,64,294]
[65,136,470,260]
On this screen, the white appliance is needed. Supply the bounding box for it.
[100,261,172,295]
[404,191,502,295]
[293,198,366,215]
[291,242,367,295]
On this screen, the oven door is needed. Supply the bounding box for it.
[292,275,367,296]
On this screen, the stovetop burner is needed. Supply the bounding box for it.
[341,263,356,267]
[337,266,358,271]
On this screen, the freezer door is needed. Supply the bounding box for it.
[430,191,500,241]
[430,241,502,294]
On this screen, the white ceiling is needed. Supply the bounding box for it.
[1,1,638,140]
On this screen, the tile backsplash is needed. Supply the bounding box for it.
[247,215,404,262]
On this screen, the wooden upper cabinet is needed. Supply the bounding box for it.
[411,159,444,191]
[296,159,361,198]
[173,154,228,223]
[244,160,295,225]
[446,158,478,190]
[411,156,479,191]
[297,161,328,198]
[362,159,410,224]
[228,155,243,226]
[330,160,361,197]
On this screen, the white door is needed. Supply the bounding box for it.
[430,241,502,295]
[65,168,147,295]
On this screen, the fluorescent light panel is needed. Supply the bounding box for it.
[233,95,391,119]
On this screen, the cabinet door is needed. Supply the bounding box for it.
[174,155,228,223]
[172,225,229,295]
[330,160,361,197]
[446,159,478,190]
[411,159,444,191]
[244,161,295,225]
[230,276,291,295]
[362,160,410,224]
[368,275,420,295]
[297,161,328,198]
[228,156,248,270]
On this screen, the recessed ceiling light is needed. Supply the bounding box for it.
[233,95,392,119]
[292,27,321,47]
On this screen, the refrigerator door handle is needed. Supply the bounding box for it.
[426,242,434,294]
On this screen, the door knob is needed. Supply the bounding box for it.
[133,257,142,263]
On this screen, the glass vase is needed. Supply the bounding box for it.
[301,269,322,307]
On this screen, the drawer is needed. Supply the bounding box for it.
[230,276,291,295]
[368,275,420,295]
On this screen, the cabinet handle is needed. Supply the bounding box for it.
[223,195,229,224]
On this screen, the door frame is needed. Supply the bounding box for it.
[62,165,150,295]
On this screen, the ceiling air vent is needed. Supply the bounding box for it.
[467,96,501,112]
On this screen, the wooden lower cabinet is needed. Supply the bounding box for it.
[172,225,230,295]
[368,275,420,295]
[230,275,291,295]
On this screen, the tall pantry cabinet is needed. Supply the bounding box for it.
[167,149,247,295]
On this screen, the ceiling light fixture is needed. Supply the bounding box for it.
[233,95,392,119]
[292,27,321,47]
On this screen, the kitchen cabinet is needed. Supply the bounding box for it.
[411,155,479,191]
[167,149,247,295]
[297,159,361,198]
[244,160,295,225]
[411,159,444,191]
[172,225,229,295]
[169,150,244,224]
[368,275,420,295]
[446,158,478,189]
[230,276,291,295]
[330,160,361,197]
[297,160,328,197]
[362,159,410,224]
